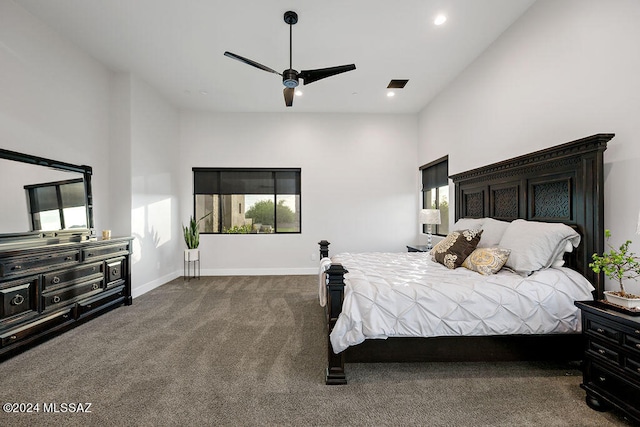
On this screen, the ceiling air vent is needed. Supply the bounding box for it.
[387,79,409,89]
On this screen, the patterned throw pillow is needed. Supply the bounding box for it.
[432,229,483,269]
[462,247,511,275]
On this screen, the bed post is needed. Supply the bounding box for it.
[318,240,330,259]
[325,263,348,385]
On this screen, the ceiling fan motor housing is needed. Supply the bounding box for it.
[282,69,299,88]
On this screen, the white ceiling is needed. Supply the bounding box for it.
[16,0,536,114]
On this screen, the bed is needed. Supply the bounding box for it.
[319,133,613,385]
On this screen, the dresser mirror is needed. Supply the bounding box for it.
[0,148,94,244]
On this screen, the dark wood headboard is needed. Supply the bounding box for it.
[449,133,613,299]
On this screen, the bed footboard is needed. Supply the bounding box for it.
[319,240,348,384]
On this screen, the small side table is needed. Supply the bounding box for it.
[574,300,640,424]
[406,244,430,253]
[184,249,200,280]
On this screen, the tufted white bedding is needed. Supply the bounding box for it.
[324,252,595,353]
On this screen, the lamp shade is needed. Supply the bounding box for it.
[420,209,441,225]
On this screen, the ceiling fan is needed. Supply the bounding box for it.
[224,10,356,107]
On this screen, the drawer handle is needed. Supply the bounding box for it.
[112,268,119,276]
[596,328,605,334]
[11,265,22,271]
[636,330,640,335]
[86,253,94,257]
[92,283,100,291]
[86,304,92,309]
[598,349,606,355]
[9,335,17,340]
[636,343,640,350]
[598,376,606,382]
[52,276,60,284]
[10,294,25,306]
[65,256,73,261]
[52,296,61,304]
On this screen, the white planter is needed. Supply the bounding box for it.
[184,249,200,261]
[604,291,640,310]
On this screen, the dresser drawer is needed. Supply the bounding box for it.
[586,317,621,343]
[0,309,72,347]
[589,363,640,412]
[42,278,103,310]
[105,257,124,286]
[626,357,640,380]
[42,262,103,291]
[1,277,37,321]
[625,333,640,355]
[0,250,79,278]
[588,341,620,365]
[76,286,125,318]
[82,244,129,261]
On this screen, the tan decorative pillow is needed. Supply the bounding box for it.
[432,229,483,269]
[462,247,511,275]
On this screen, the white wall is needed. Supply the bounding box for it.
[0,0,112,232]
[129,76,181,296]
[179,112,419,274]
[0,2,183,298]
[418,0,640,293]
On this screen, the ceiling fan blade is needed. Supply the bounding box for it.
[283,87,294,107]
[224,51,281,75]
[299,64,356,85]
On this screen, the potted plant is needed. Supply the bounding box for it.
[589,229,640,310]
[182,213,211,261]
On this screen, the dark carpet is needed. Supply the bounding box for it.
[0,275,634,426]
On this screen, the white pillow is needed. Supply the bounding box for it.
[550,241,574,267]
[453,218,485,231]
[477,218,510,248]
[498,219,580,276]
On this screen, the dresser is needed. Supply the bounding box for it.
[0,237,132,360]
[574,300,640,423]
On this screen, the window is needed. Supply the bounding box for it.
[25,178,87,231]
[193,168,301,234]
[420,156,449,235]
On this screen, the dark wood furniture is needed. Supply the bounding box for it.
[0,148,132,360]
[0,237,132,359]
[575,301,640,423]
[320,133,613,384]
[406,244,430,252]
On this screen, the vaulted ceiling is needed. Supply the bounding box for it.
[16,0,536,113]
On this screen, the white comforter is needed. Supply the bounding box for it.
[323,252,594,353]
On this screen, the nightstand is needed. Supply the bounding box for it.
[406,245,430,253]
[574,300,640,424]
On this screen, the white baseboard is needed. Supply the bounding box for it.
[200,267,317,276]
[131,270,181,299]
[131,267,317,298]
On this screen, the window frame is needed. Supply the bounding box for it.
[24,178,87,232]
[192,167,301,234]
[419,156,449,236]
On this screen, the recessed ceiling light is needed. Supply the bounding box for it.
[434,14,447,26]
[387,91,395,97]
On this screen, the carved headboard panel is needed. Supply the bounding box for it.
[450,134,613,299]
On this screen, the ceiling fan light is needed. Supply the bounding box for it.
[282,69,299,88]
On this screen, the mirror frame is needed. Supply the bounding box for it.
[0,148,94,246]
